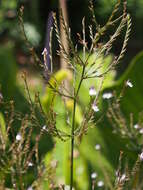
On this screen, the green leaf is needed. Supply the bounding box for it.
[42,69,72,112]
[0,112,7,146]
[0,43,17,98]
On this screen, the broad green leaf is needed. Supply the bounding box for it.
[42,69,72,112]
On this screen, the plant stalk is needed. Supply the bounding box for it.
[70,65,85,190]
[70,97,76,190]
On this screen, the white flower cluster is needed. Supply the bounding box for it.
[89,86,97,96]
[102,92,113,99]
[92,102,99,112]
[91,172,104,187]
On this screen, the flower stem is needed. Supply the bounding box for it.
[70,97,76,190]
[70,65,85,190]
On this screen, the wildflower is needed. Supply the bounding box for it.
[97,180,104,187]
[92,102,99,112]
[28,162,33,167]
[91,172,97,179]
[115,170,119,177]
[120,174,126,182]
[139,128,143,134]
[139,152,143,161]
[134,124,139,129]
[89,86,97,96]
[27,186,33,190]
[42,125,46,130]
[102,92,113,99]
[95,144,101,150]
[13,183,16,188]
[126,80,133,88]
[16,133,22,141]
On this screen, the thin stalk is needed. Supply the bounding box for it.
[70,65,85,190]
[70,97,76,190]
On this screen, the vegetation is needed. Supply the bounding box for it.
[0,0,143,190]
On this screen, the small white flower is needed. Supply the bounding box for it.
[120,174,126,182]
[139,152,143,161]
[13,183,16,188]
[16,133,22,141]
[115,170,119,176]
[134,124,139,129]
[91,172,97,179]
[92,102,99,112]
[42,48,47,55]
[28,162,33,167]
[89,86,97,96]
[27,186,33,190]
[42,125,46,130]
[102,92,113,99]
[139,128,143,134]
[95,144,101,150]
[97,180,104,187]
[126,80,133,88]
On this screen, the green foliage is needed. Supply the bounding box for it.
[80,51,143,189]
[0,43,28,113]
[23,23,41,46]
[0,0,17,32]
[97,0,143,18]
[115,51,143,117]
[0,43,17,98]
[42,69,73,111]
[0,112,7,148]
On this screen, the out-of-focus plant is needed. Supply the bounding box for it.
[0,0,17,33]
[98,0,143,18]
[0,93,56,189]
